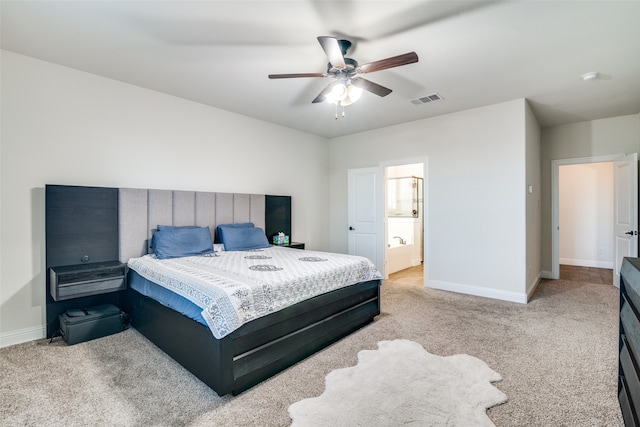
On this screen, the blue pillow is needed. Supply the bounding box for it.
[149,224,200,249]
[219,226,270,251]
[157,225,202,231]
[215,222,254,243]
[152,226,214,259]
[150,225,204,252]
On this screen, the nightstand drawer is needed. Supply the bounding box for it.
[50,261,126,301]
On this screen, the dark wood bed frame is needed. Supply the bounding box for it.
[125,278,381,395]
[46,184,382,396]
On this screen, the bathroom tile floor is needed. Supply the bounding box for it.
[388,264,424,285]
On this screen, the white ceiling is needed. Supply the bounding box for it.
[2,0,639,138]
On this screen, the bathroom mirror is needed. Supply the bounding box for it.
[387,176,422,217]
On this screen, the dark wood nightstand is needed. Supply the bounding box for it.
[50,261,126,301]
[273,242,305,250]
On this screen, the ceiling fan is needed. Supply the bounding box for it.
[268,36,418,115]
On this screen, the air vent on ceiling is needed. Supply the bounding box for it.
[410,93,443,105]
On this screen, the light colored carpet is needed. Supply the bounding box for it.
[289,339,507,426]
[0,276,624,426]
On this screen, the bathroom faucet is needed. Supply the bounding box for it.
[393,236,406,245]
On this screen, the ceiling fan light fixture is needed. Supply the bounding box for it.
[326,82,362,106]
[340,97,354,107]
[332,83,348,100]
[347,84,363,102]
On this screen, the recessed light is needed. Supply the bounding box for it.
[581,72,599,81]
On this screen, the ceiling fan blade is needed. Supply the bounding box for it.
[351,77,392,97]
[312,82,337,103]
[268,73,326,79]
[357,52,418,74]
[317,36,346,69]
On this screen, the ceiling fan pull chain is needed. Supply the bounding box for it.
[342,104,345,118]
[335,102,338,120]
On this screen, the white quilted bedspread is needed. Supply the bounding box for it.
[127,246,382,338]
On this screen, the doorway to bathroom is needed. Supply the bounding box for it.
[385,162,425,282]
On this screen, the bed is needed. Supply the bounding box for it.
[118,188,382,395]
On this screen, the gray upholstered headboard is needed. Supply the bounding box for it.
[118,188,265,263]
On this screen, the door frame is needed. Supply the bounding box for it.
[381,157,429,286]
[551,153,632,284]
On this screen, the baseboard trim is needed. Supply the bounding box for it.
[0,325,45,348]
[559,258,614,269]
[541,270,554,279]
[526,274,542,302]
[428,280,528,304]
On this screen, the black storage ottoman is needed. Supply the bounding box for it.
[58,304,124,345]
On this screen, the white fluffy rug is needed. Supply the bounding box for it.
[288,339,507,426]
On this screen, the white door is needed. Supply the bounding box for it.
[348,167,384,274]
[614,153,638,287]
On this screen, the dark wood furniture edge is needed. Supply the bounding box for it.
[125,278,381,395]
[619,257,640,426]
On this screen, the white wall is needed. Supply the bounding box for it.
[559,162,614,268]
[525,101,541,297]
[540,114,640,273]
[0,51,330,346]
[329,99,530,302]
